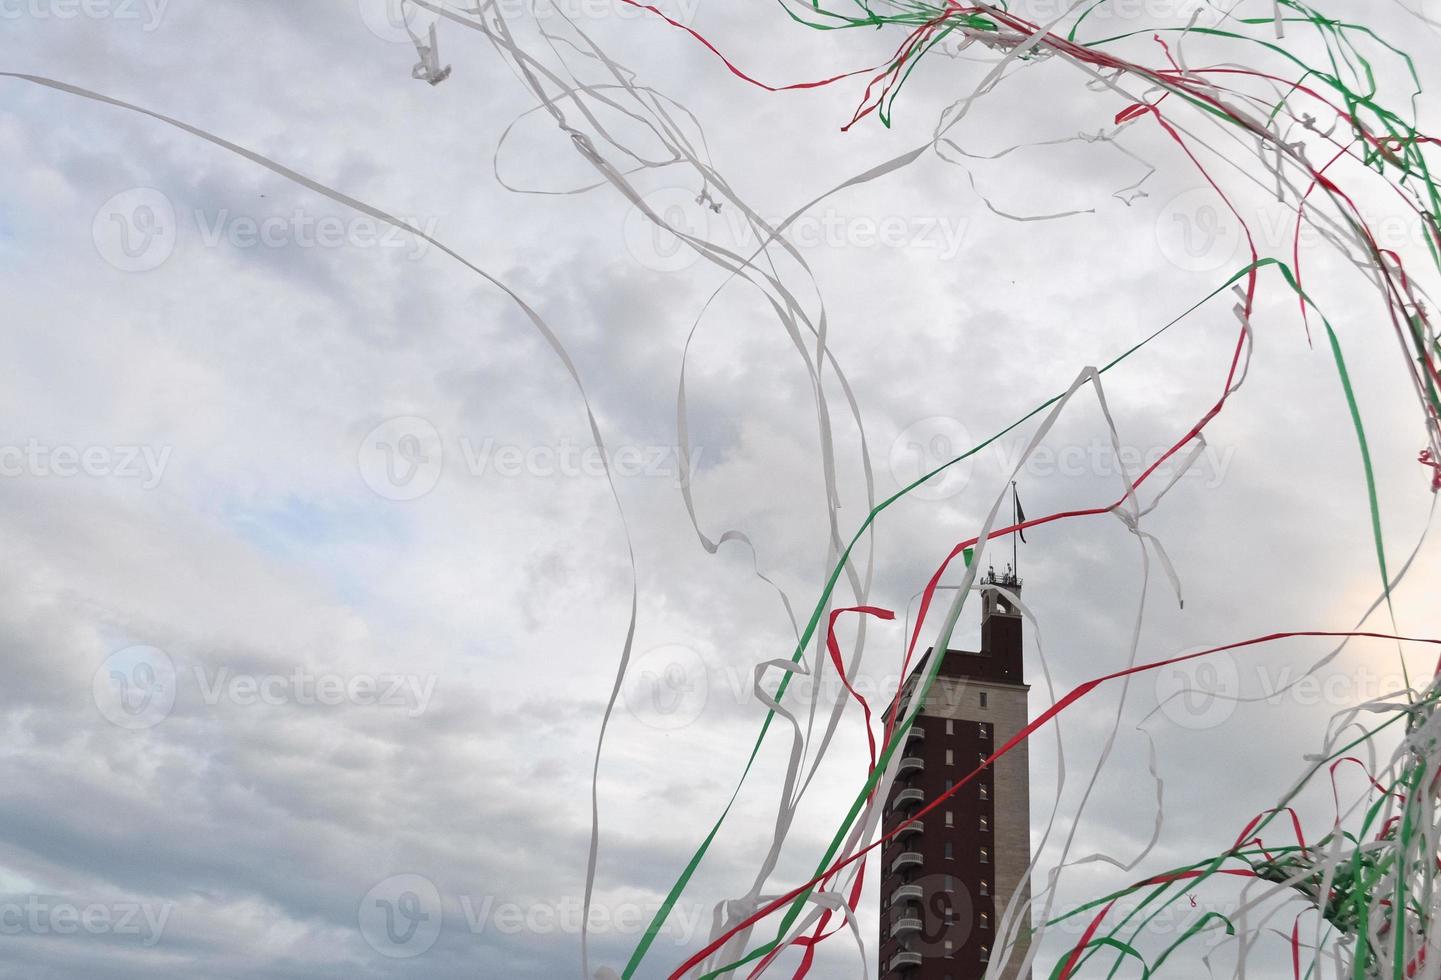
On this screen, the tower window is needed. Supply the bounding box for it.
[980,946,990,963]
[945,749,954,766]
[945,811,954,827]
[944,842,953,860]
[979,722,991,739]
[979,692,988,708]
[980,815,990,831]
[945,719,954,736]
[980,913,990,930]
[980,880,990,896]
[980,847,990,864]
[979,784,989,800]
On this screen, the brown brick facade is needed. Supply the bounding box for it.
[880,585,1032,980]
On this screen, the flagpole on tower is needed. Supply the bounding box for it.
[1012,481,1019,579]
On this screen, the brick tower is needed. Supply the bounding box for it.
[879,573,1032,979]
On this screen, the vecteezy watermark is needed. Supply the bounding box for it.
[991,436,1235,489]
[0,440,171,489]
[0,896,173,946]
[358,0,704,44]
[1155,652,1415,730]
[891,875,976,959]
[1153,646,1242,730]
[889,417,977,501]
[93,188,176,272]
[0,0,168,30]
[1155,186,1439,274]
[621,644,709,730]
[357,417,445,503]
[193,208,435,260]
[357,873,711,960]
[888,419,1236,498]
[1050,895,1235,942]
[359,874,444,959]
[93,646,178,731]
[356,416,703,501]
[92,646,438,729]
[623,187,970,273]
[92,188,436,272]
[456,893,709,943]
[193,666,436,718]
[1011,0,1208,25]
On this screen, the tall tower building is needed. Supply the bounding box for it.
[879,574,1032,979]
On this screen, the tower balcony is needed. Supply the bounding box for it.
[889,950,923,971]
[895,819,923,840]
[905,725,925,744]
[890,882,923,904]
[890,851,923,874]
[890,916,923,938]
[892,787,924,809]
[897,755,924,776]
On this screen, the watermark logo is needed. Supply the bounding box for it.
[1015,0,1208,25]
[889,417,976,501]
[888,420,1236,497]
[358,416,445,502]
[1154,649,1240,730]
[0,897,172,945]
[93,189,436,272]
[901,874,975,958]
[93,650,438,728]
[0,0,169,30]
[1155,187,1436,274]
[359,0,704,44]
[622,644,708,730]
[1156,188,1244,274]
[1155,656,1414,730]
[93,645,178,730]
[93,188,176,272]
[357,418,701,500]
[193,208,434,259]
[623,187,970,274]
[194,667,436,718]
[359,874,443,959]
[0,440,171,488]
[623,187,712,274]
[357,0,425,43]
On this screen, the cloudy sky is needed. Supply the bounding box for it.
[2,0,1440,977]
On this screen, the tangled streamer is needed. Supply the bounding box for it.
[16,0,1441,977]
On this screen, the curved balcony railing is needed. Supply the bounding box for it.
[890,917,923,938]
[890,851,923,874]
[889,950,922,970]
[891,882,923,904]
[893,787,924,809]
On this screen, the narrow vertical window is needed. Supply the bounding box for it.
[979,691,988,708]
